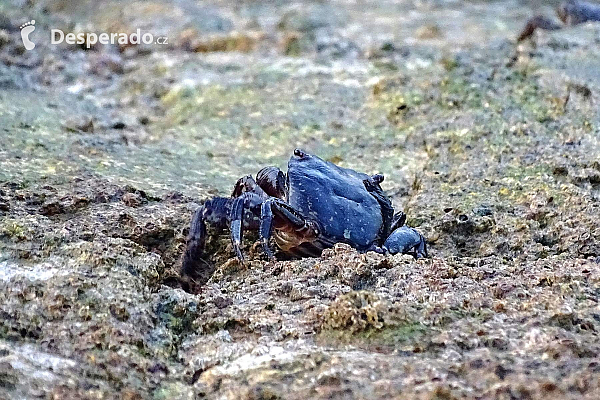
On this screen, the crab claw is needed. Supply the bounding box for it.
[371,173,384,184]
[383,225,427,258]
[256,166,287,199]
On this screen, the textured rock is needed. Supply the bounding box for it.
[1,0,600,398]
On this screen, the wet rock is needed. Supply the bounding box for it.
[438,211,476,241]
[281,32,302,56]
[572,168,600,185]
[473,205,493,217]
[315,35,361,59]
[122,192,143,207]
[552,164,569,176]
[415,24,443,40]
[0,30,10,49]
[494,364,512,380]
[177,29,260,53]
[89,53,125,76]
[277,9,339,33]
[213,296,233,309]
[2,0,600,398]
[39,201,64,216]
[63,117,94,133]
[111,121,127,130]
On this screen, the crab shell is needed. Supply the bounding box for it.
[278,151,383,255]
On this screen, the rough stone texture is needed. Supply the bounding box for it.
[1,0,599,399]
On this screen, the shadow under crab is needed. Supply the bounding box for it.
[182,149,427,285]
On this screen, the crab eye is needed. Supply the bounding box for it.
[293,148,307,158]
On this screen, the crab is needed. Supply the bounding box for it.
[518,0,600,42]
[182,149,427,284]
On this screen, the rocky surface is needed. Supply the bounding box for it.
[1,0,599,399]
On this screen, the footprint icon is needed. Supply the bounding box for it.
[20,20,36,51]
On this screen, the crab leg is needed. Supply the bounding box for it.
[259,198,318,260]
[229,192,265,264]
[182,197,231,282]
[363,174,394,243]
[182,207,208,279]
